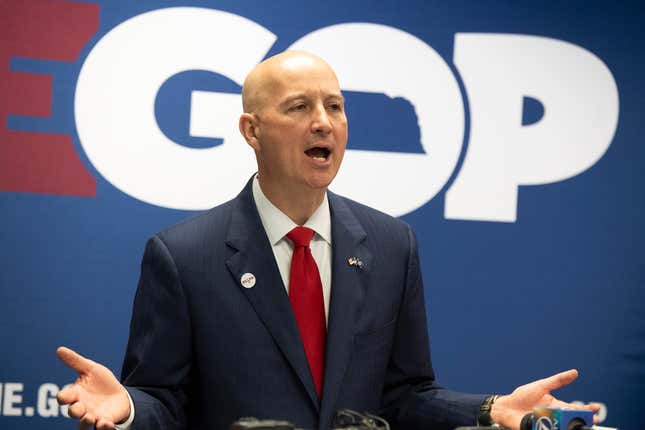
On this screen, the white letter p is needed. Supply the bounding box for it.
[446,34,619,222]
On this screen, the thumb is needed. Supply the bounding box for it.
[539,369,579,392]
[56,346,94,374]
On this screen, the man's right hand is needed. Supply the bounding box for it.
[56,346,131,430]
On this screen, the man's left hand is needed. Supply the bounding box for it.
[490,369,600,430]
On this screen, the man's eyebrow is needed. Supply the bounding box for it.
[326,92,344,101]
[281,94,308,106]
[280,92,345,106]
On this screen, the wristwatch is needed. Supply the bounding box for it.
[477,395,500,427]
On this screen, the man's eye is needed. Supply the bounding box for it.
[290,104,306,111]
[328,103,342,111]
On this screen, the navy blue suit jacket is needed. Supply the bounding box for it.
[121,178,485,430]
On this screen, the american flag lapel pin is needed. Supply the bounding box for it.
[347,257,364,269]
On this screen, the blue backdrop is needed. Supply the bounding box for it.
[1,1,643,429]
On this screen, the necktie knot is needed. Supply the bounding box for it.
[287,226,315,248]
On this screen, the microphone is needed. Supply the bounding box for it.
[520,407,593,430]
[230,409,390,429]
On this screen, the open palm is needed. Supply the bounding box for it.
[56,347,130,430]
[492,370,600,430]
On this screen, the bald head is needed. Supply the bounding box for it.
[241,51,340,113]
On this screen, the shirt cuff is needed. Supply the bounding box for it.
[114,389,135,430]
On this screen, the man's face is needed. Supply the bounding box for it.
[252,57,348,193]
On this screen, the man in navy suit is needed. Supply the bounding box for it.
[56,51,598,430]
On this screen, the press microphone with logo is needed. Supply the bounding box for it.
[519,407,618,430]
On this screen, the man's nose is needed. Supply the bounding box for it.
[311,105,332,134]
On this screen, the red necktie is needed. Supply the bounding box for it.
[287,226,326,398]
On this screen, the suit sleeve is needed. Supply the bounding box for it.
[120,235,192,430]
[380,226,487,430]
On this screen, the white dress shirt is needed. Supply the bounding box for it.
[252,175,332,321]
[117,177,332,429]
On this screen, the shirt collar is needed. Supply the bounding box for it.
[252,175,332,246]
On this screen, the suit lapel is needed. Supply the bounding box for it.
[224,181,320,411]
[320,193,372,428]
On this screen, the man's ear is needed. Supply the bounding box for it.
[239,113,260,151]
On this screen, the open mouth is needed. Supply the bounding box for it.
[305,147,331,161]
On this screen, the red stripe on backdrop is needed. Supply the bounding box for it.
[0,0,99,196]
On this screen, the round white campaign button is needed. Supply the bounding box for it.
[240,272,256,289]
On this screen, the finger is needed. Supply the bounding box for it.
[549,399,582,409]
[79,412,96,430]
[67,402,87,419]
[96,417,116,430]
[566,402,597,411]
[584,403,602,424]
[539,369,579,391]
[548,399,600,424]
[548,397,601,413]
[57,385,80,405]
[57,347,95,374]
[588,402,602,413]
